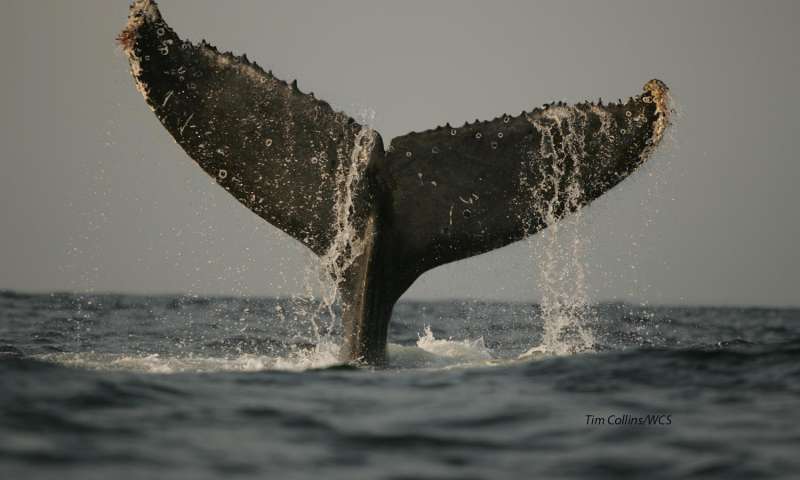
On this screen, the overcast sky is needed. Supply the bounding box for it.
[1,0,798,306]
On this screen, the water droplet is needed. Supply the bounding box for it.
[643,97,652,104]
[265,138,273,147]
[144,55,150,61]
[188,83,197,90]
[462,208,472,219]
[158,44,169,56]
[406,151,413,158]
[450,129,457,136]
[490,141,498,149]
[156,28,165,37]
[432,146,440,154]
[621,129,627,134]
[218,169,228,179]
[625,111,632,117]
[310,157,318,164]
[497,132,504,139]
[503,116,511,124]
[475,132,482,140]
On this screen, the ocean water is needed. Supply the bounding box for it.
[1,290,799,479]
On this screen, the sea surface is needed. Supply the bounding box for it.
[1,290,799,479]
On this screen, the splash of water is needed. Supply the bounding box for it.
[416,326,493,361]
[386,326,494,368]
[522,107,595,355]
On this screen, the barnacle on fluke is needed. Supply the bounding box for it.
[120,0,671,366]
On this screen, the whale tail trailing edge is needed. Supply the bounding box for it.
[120,1,671,365]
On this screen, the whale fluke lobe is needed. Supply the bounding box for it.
[120,1,671,365]
[381,84,670,282]
[118,0,377,257]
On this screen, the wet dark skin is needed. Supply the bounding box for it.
[120,0,671,366]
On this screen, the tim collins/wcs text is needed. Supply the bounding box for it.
[585,414,673,426]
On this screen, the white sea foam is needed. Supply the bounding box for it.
[35,343,343,374]
[36,352,276,374]
[35,327,501,373]
[387,326,494,369]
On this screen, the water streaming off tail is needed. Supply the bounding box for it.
[522,107,597,355]
[294,111,377,345]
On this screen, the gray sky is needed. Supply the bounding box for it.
[1,0,798,306]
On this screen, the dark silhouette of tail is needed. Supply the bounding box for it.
[120,1,671,365]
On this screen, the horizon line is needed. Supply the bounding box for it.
[1,288,798,310]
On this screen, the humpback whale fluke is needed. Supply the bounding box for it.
[119,1,672,365]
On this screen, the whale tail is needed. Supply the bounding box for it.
[120,1,671,365]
